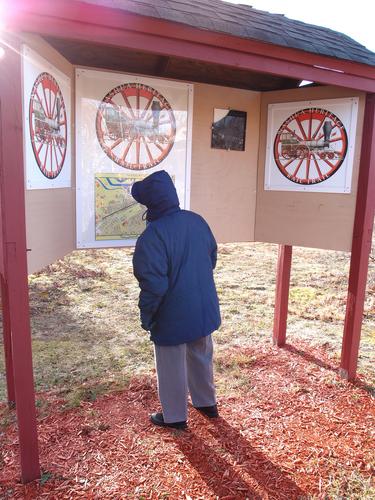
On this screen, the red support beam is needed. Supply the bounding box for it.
[0,34,40,483]
[340,93,375,381]
[4,0,375,93]
[273,245,292,347]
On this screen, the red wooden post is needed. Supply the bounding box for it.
[0,88,16,406]
[0,34,40,483]
[340,93,375,381]
[1,276,16,405]
[273,245,292,347]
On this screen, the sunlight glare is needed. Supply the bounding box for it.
[0,0,7,59]
[299,80,313,87]
[0,0,5,32]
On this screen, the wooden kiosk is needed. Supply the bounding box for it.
[0,0,374,483]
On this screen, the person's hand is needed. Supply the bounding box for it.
[141,320,155,332]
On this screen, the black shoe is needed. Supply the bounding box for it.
[194,404,219,418]
[150,412,187,430]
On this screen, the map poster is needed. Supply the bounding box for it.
[95,174,146,241]
[22,45,71,189]
[76,69,193,248]
[264,98,359,193]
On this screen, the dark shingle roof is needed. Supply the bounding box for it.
[79,0,375,66]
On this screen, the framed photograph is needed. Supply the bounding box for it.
[211,109,247,151]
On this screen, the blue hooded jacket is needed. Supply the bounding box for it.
[132,170,221,346]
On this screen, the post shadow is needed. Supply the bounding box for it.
[173,429,263,499]
[283,343,374,395]
[205,416,306,499]
[283,343,337,372]
[173,416,306,499]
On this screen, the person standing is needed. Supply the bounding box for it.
[131,170,221,429]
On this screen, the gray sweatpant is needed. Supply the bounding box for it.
[154,334,216,423]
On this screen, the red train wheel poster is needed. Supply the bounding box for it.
[76,69,192,248]
[96,83,176,170]
[265,98,358,193]
[273,108,348,185]
[23,46,71,190]
[29,72,68,179]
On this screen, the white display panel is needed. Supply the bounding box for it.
[264,97,359,193]
[22,45,71,189]
[75,68,193,248]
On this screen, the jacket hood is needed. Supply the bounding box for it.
[131,170,180,221]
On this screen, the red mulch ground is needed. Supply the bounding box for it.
[0,341,374,499]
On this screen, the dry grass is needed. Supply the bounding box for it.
[323,468,375,499]
[0,240,374,404]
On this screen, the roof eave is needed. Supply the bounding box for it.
[4,0,375,93]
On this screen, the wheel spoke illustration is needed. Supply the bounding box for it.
[96,83,176,170]
[140,97,153,119]
[29,72,67,179]
[273,107,348,185]
[295,117,307,141]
